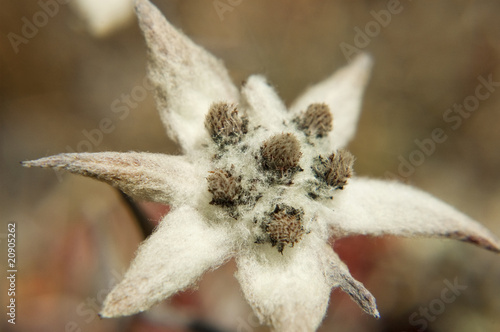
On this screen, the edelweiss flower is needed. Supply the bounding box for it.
[23,0,500,331]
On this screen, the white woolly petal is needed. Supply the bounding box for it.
[324,177,500,252]
[241,75,288,133]
[22,152,203,206]
[290,53,373,150]
[319,244,379,318]
[71,0,134,37]
[135,0,239,154]
[100,206,235,317]
[235,236,331,332]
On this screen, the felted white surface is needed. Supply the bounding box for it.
[240,75,288,133]
[235,235,332,332]
[135,0,239,154]
[23,152,203,206]
[325,177,500,251]
[101,205,235,317]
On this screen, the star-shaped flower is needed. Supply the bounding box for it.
[23,0,500,331]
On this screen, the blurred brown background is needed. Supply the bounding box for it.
[1,0,500,331]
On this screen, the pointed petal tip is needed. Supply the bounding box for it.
[134,0,155,26]
[133,0,150,13]
[449,231,500,254]
[351,52,373,66]
[98,308,122,319]
[20,153,96,170]
[346,52,374,81]
[20,160,33,168]
[365,299,380,318]
[98,308,124,319]
[20,156,63,168]
[99,286,145,318]
[489,239,500,253]
[337,271,380,319]
[98,312,116,319]
[367,300,380,319]
[134,0,167,34]
[489,246,500,254]
[349,283,380,318]
[97,310,111,320]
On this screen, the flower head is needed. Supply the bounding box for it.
[23,0,500,331]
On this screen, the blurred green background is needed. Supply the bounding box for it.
[1,0,500,331]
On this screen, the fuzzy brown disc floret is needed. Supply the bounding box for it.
[205,102,248,145]
[207,168,243,206]
[313,149,354,189]
[295,103,333,137]
[260,133,302,176]
[263,205,306,253]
